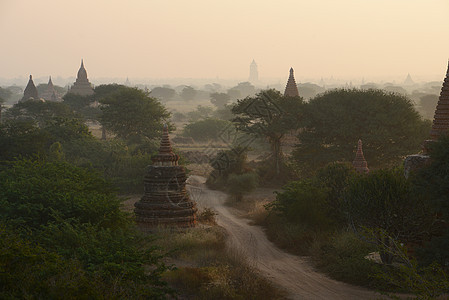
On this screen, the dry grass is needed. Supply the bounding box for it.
[150,226,286,299]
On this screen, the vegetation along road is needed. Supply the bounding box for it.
[188,175,379,300]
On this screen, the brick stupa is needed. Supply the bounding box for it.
[68,59,94,96]
[134,125,197,229]
[353,139,369,174]
[284,67,299,97]
[21,75,39,102]
[425,60,449,150]
[405,61,449,177]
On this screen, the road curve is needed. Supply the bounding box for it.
[187,175,381,300]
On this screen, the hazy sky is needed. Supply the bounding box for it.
[1,0,448,81]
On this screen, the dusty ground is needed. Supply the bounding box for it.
[188,175,382,300]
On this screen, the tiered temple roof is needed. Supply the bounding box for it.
[21,75,39,101]
[353,139,369,174]
[68,59,94,96]
[134,125,197,229]
[284,68,299,97]
[429,61,449,142]
[41,76,61,102]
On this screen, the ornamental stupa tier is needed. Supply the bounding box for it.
[284,67,299,97]
[134,125,197,229]
[353,139,369,174]
[68,59,94,96]
[424,60,449,152]
[21,75,39,102]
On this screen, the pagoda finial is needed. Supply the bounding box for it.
[152,124,179,166]
[29,74,32,80]
[353,139,369,174]
[81,59,84,68]
[284,67,299,97]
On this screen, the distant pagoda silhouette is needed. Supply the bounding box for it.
[134,125,197,229]
[424,60,449,152]
[21,75,39,102]
[353,139,369,174]
[68,59,94,96]
[404,73,414,85]
[41,76,61,102]
[249,59,259,83]
[284,68,299,97]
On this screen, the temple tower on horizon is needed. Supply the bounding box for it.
[41,76,61,102]
[68,59,94,96]
[249,59,259,83]
[134,125,197,229]
[284,68,299,97]
[353,139,369,174]
[21,75,39,102]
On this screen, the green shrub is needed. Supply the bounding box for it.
[182,118,231,142]
[227,172,258,201]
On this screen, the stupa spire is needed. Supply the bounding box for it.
[69,59,94,96]
[284,67,299,97]
[134,124,197,229]
[353,139,369,174]
[21,74,39,101]
[427,60,449,145]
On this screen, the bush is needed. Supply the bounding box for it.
[182,118,231,142]
[0,158,171,298]
[227,172,258,201]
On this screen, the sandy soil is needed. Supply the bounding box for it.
[188,175,382,300]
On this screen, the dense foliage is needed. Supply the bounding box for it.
[232,89,305,175]
[182,118,231,142]
[293,89,431,174]
[99,87,171,142]
[0,159,171,298]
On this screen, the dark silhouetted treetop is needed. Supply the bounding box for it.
[99,86,171,141]
[293,88,430,174]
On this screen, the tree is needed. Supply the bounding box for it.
[419,94,439,119]
[182,118,231,142]
[227,173,258,201]
[344,168,434,264]
[0,87,12,102]
[6,99,78,125]
[186,105,214,121]
[180,86,197,101]
[150,87,176,101]
[210,92,230,109]
[232,89,305,174]
[99,87,171,142]
[294,89,431,174]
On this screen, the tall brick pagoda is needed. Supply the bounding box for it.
[284,67,299,97]
[427,60,449,146]
[405,61,449,177]
[68,59,94,96]
[21,75,39,102]
[134,125,197,229]
[353,139,369,174]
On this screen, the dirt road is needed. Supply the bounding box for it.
[188,175,381,300]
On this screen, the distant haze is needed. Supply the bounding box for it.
[1,0,448,82]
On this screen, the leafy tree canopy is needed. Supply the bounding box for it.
[210,92,230,109]
[182,118,231,142]
[232,89,305,174]
[293,89,431,173]
[99,87,171,142]
[6,99,78,126]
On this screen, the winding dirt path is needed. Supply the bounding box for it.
[188,175,381,300]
